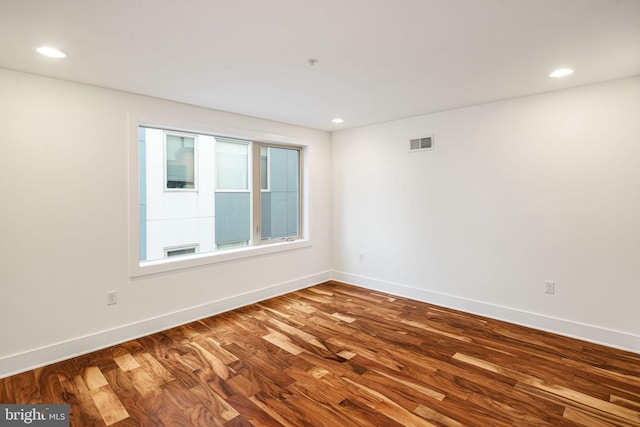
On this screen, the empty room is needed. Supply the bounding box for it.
[1,1,639,426]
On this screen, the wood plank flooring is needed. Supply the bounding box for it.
[1,281,639,426]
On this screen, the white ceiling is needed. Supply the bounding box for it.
[1,0,639,131]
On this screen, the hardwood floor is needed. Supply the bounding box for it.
[1,281,639,426]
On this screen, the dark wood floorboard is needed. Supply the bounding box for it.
[1,281,639,426]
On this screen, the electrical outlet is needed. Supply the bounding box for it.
[544,281,555,295]
[357,253,364,262]
[107,290,117,305]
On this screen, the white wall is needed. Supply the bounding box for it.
[332,76,640,352]
[1,68,638,378]
[0,68,332,377]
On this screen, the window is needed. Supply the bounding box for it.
[137,125,303,270]
[165,245,198,257]
[215,137,251,249]
[216,138,249,191]
[258,145,300,241]
[165,133,196,189]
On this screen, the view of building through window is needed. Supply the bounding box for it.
[165,134,195,189]
[260,146,300,240]
[138,126,301,263]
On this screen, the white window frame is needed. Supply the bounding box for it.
[252,143,302,244]
[164,131,198,192]
[128,114,311,277]
[260,146,271,193]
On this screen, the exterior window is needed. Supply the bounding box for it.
[138,126,303,266]
[216,138,249,190]
[165,133,195,189]
[165,245,198,257]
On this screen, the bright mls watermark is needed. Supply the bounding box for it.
[0,405,69,426]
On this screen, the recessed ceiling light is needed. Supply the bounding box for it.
[332,118,344,124]
[36,46,66,58]
[549,68,573,78]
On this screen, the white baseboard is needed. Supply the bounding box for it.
[331,271,640,355]
[0,271,331,379]
[4,269,636,379]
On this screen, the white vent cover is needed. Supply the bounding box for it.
[409,136,434,152]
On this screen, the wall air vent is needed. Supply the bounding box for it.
[409,136,434,152]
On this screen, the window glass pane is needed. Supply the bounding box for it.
[215,137,251,246]
[261,146,299,240]
[138,125,302,269]
[216,139,249,190]
[260,146,269,190]
[166,134,195,189]
[215,192,251,245]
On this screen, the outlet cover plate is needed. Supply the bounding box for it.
[107,290,117,305]
[544,281,555,295]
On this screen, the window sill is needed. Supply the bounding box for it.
[130,239,311,278]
